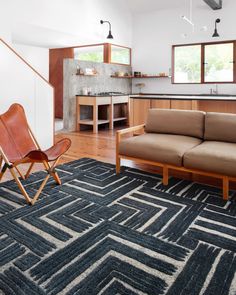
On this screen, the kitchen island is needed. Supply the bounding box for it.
[129,93,236,126]
[76,94,129,133]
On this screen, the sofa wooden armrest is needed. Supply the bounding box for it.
[116,124,145,136]
[116,124,145,174]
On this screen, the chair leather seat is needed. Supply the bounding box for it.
[119,133,202,167]
[44,138,71,161]
[184,141,236,177]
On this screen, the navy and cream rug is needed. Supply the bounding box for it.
[0,158,236,295]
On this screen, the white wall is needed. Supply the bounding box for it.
[0,0,11,43]
[132,1,236,94]
[5,0,133,48]
[0,40,54,150]
[13,44,49,79]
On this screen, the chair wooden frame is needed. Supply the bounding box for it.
[0,105,71,205]
[116,125,236,200]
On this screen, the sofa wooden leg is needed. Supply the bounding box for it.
[163,166,169,185]
[116,156,120,174]
[223,177,229,201]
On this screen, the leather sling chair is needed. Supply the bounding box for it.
[0,104,71,205]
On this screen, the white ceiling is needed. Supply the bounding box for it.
[5,0,232,48]
[127,0,186,13]
[127,0,230,13]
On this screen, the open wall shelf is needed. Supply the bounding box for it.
[76,73,98,77]
[110,75,170,79]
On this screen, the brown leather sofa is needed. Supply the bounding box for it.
[116,109,236,200]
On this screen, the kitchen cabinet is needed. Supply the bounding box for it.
[130,99,151,126]
[130,96,236,128]
[111,96,130,129]
[76,96,129,133]
[195,100,236,113]
[170,100,193,110]
[130,99,171,126]
[151,99,171,109]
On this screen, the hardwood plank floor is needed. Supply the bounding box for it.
[1,127,164,182]
[1,128,236,190]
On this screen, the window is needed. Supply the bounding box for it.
[73,44,131,65]
[74,45,104,63]
[204,43,234,82]
[172,41,235,84]
[110,45,131,65]
[174,45,201,83]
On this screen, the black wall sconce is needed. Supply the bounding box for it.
[100,20,113,39]
[212,18,221,37]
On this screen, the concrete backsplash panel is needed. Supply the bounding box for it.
[63,59,132,131]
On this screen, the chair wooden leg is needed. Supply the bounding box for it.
[0,171,5,181]
[31,174,51,205]
[116,156,121,174]
[163,166,169,186]
[15,166,25,180]
[116,132,121,174]
[0,163,8,182]
[223,177,229,201]
[25,163,34,179]
[9,168,32,204]
[43,159,61,185]
[51,158,62,185]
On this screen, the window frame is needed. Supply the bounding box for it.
[172,40,236,84]
[72,43,131,66]
[74,44,105,63]
[109,44,132,66]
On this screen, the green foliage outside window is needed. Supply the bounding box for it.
[74,46,104,63]
[173,42,234,83]
[111,46,130,65]
[205,43,234,82]
[174,45,201,83]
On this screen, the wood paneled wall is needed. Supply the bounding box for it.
[49,48,74,118]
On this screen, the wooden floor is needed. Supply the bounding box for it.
[1,127,171,182]
[1,127,236,190]
[1,128,126,182]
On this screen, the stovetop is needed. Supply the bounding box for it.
[94,92,126,96]
[77,92,129,97]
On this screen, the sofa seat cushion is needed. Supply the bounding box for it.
[119,133,202,167]
[184,141,236,177]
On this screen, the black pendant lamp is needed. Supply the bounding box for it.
[212,18,221,37]
[100,20,113,39]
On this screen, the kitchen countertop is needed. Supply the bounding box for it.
[130,93,236,101]
[76,94,130,97]
[76,93,236,100]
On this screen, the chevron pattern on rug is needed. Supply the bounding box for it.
[0,158,236,295]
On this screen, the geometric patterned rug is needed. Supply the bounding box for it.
[0,158,236,295]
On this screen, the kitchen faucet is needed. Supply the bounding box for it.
[210,84,218,95]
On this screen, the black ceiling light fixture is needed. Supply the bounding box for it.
[212,18,221,37]
[203,0,222,10]
[100,20,113,39]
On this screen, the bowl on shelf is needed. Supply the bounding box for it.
[118,72,125,77]
[134,71,142,77]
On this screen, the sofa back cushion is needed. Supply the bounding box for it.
[205,112,236,143]
[145,109,205,138]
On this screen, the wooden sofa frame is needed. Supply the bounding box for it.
[116,124,236,200]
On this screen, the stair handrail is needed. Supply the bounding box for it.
[0,38,53,88]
